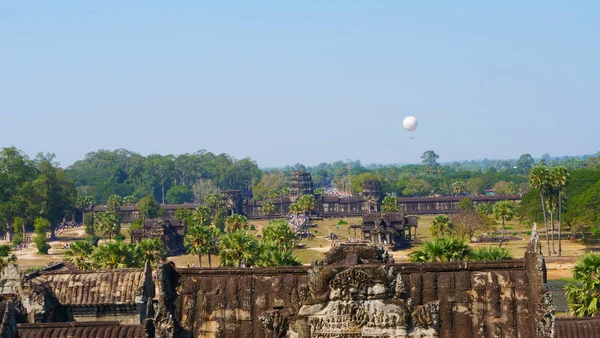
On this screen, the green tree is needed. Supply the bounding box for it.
[529,166,551,256]
[122,195,136,206]
[468,247,513,261]
[219,230,259,267]
[289,203,301,218]
[297,194,317,218]
[493,200,515,247]
[0,245,16,272]
[465,177,485,196]
[381,196,400,212]
[214,205,227,232]
[91,241,138,269]
[476,203,493,216]
[409,237,471,262]
[106,194,123,214]
[174,208,193,228]
[401,178,431,197]
[0,147,37,240]
[64,240,95,269]
[12,217,25,246]
[75,195,94,225]
[135,238,167,266]
[33,160,76,239]
[204,193,222,217]
[33,217,51,254]
[84,212,95,236]
[550,166,569,256]
[260,201,276,220]
[226,214,248,232]
[493,181,517,195]
[421,150,440,167]
[255,241,301,267]
[262,219,297,251]
[252,173,287,201]
[185,225,219,267]
[137,195,160,221]
[451,181,465,196]
[95,211,121,242]
[564,253,600,317]
[516,154,534,173]
[165,185,193,204]
[430,215,453,237]
[192,206,212,226]
[457,198,474,211]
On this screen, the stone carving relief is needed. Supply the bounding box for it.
[260,309,289,338]
[289,267,434,338]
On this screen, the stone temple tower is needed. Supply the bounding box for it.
[362,180,382,213]
[290,170,313,202]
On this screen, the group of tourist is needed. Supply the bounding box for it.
[55,221,81,236]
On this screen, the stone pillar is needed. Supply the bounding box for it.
[524,224,555,338]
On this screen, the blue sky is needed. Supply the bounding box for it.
[1,1,599,168]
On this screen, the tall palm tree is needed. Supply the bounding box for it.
[225,214,248,232]
[65,240,95,269]
[430,215,453,237]
[219,230,259,267]
[381,196,400,212]
[289,203,301,218]
[91,241,137,269]
[135,238,167,266]
[451,181,465,196]
[297,195,317,221]
[95,211,121,242]
[492,200,515,248]
[174,208,192,233]
[262,219,297,251]
[564,253,600,317]
[261,201,276,221]
[185,225,219,267]
[551,167,569,256]
[409,237,471,262]
[192,206,212,226]
[204,194,222,217]
[75,196,94,225]
[529,166,551,256]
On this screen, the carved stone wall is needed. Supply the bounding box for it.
[155,233,554,338]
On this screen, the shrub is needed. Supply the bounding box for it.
[87,235,100,247]
[469,247,513,261]
[130,218,143,231]
[35,237,50,254]
[115,234,126,242]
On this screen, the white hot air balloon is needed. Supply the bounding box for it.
[402,116,418,132]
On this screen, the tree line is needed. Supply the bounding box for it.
[178,206,300,268]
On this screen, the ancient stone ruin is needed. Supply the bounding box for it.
[130,217,185,255]
[361,212,419,248]
[151,230,560,338]
[290,170,314,202]
[0,229,597,337]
